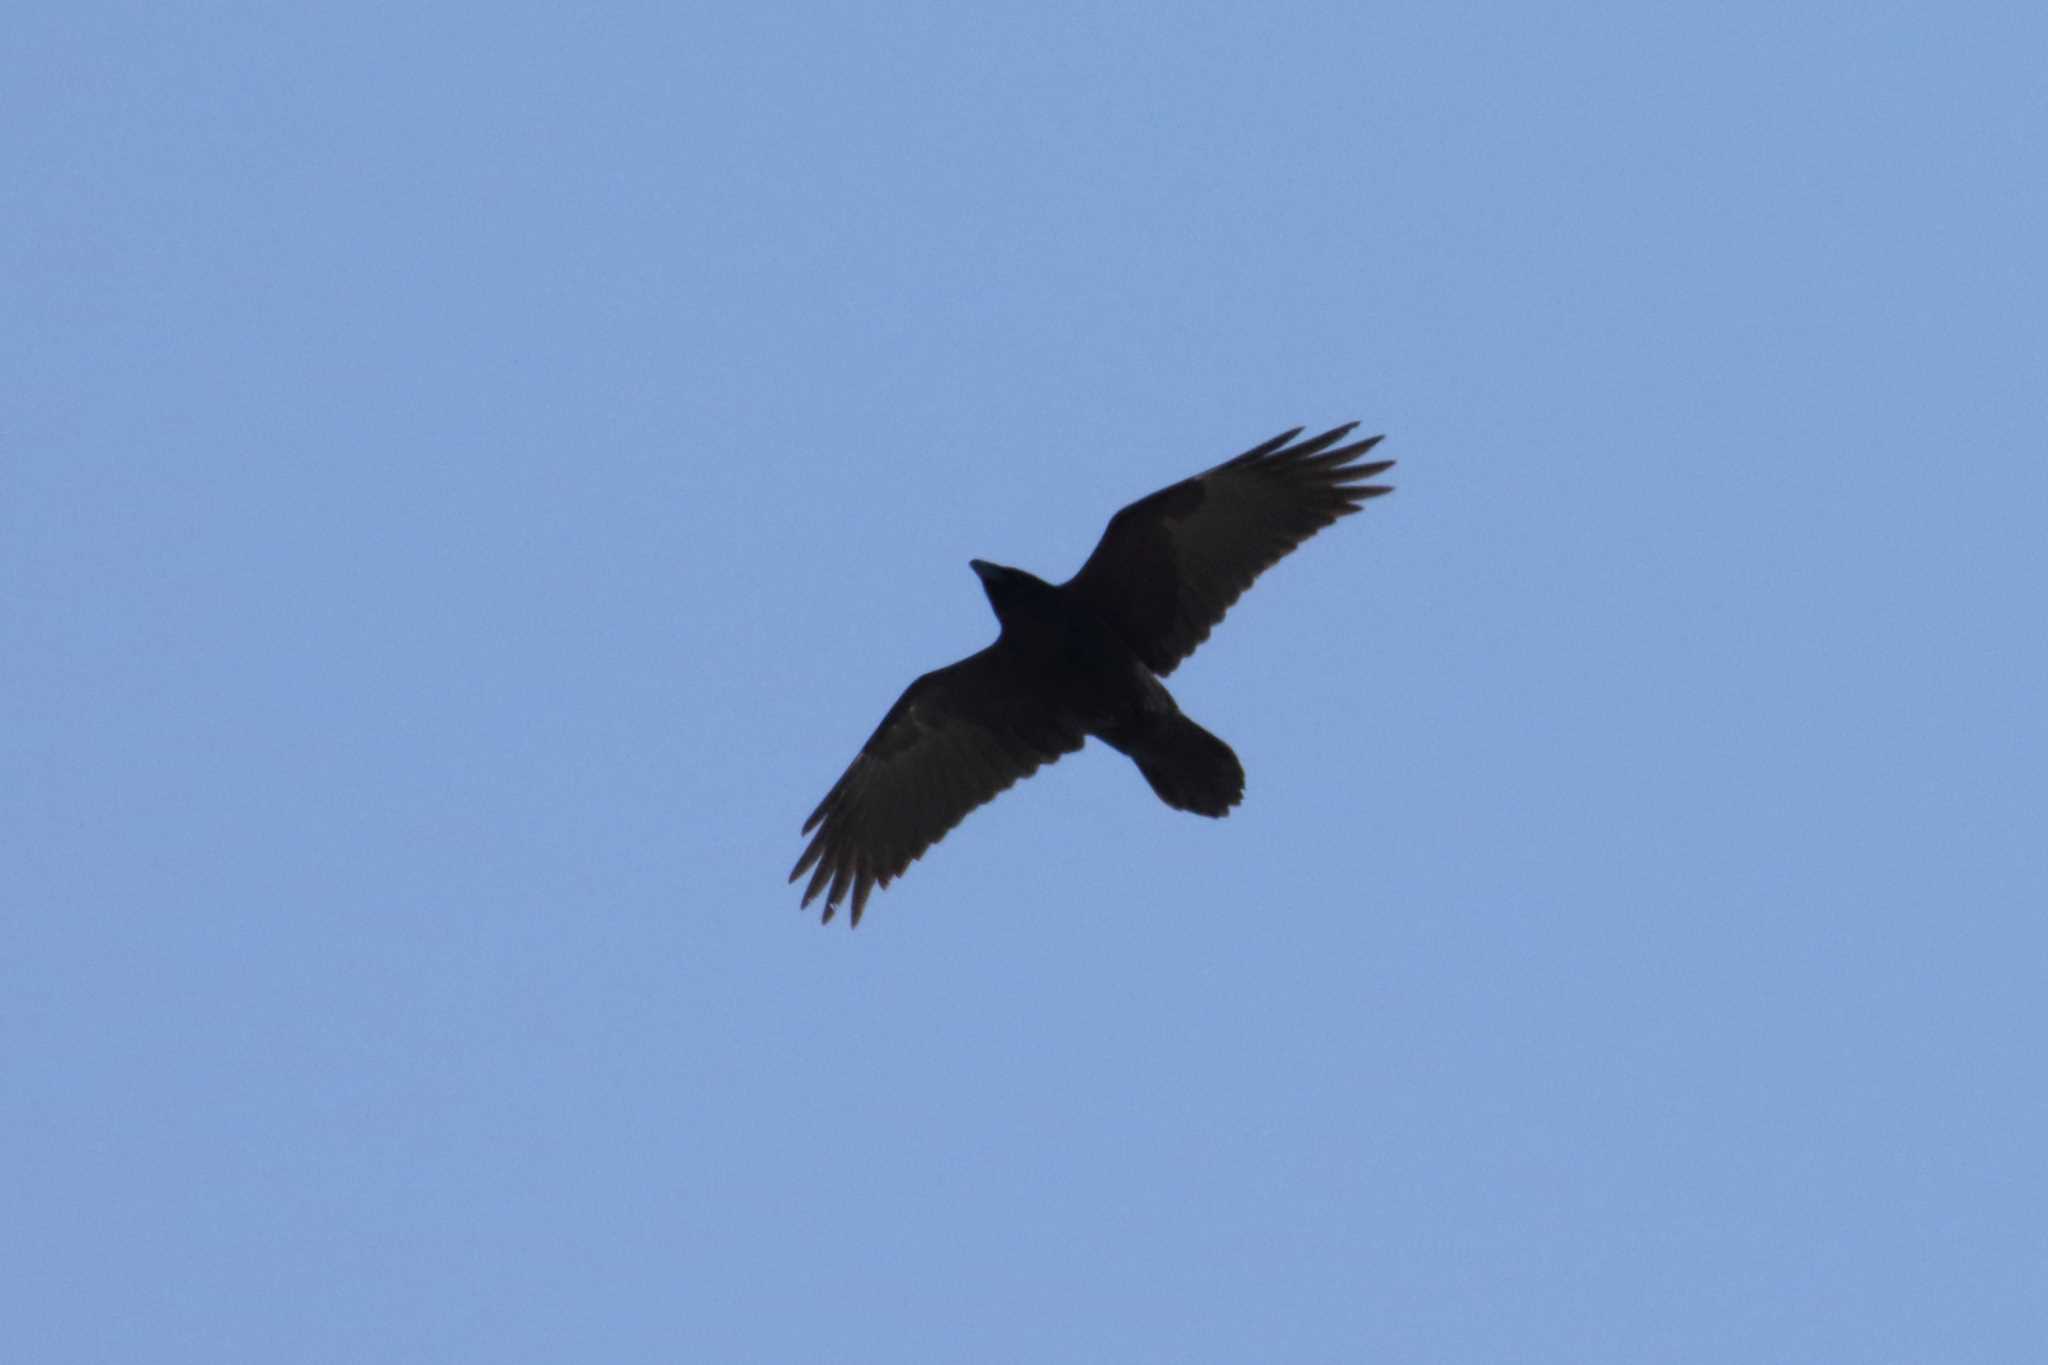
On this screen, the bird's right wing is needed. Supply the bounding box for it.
[790,644,1086,926]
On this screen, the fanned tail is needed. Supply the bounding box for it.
[1133,714,1244,817]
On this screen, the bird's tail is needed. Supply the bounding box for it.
[1133,714,1245,817]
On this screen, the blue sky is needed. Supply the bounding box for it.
[7,3,2044,1361]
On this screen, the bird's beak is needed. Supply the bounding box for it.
[969,559,994,581]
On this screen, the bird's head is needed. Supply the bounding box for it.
[969,559,1047,621]
[969,558,1015,596]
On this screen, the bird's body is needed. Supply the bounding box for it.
[968,559,1246,816]
[792,422,1394,925]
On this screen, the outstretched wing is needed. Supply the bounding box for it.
[790,644,1086,926]
[1064,423,1394,676]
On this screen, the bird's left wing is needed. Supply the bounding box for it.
[1064,423,1393,676]
[790,644,1086,926]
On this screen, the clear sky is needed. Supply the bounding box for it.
[7,4,2044,1361]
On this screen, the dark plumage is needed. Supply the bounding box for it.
[791,422,1394,925]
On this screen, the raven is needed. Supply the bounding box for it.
[791,422,1394,925]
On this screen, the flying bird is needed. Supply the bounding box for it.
[791,422,1394,925]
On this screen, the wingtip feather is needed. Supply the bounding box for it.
[1228,426,1305,466]
[789,840,822,883]
[802,854,835,907]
